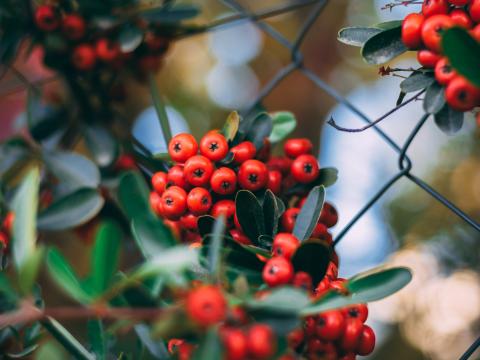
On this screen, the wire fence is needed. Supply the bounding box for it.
[182,0,480,358]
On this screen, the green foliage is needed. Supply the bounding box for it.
[221,111,240,143]
[291,239,330,286]
[423,82,445,114]
[293,186,325,241]
[361,25,407,65]
[400,72,435,93]
[269,112,297,143]
[434,105,464,134]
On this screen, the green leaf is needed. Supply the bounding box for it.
[140,4,200,22]
[91,221,121,294]
[84,125,119,168]
[291,239,330,286]
[400,72,435,93]
[42,318,94,360]
[37,188,104,231]
[148,75,172,145]
[18,246,45,295]
[245,113,273,150]
[6,344,39,358]
[36,341,64,360]
[423,82,445,114]
[247,286,310,315]
[317,168,338,188]
[221,111,240,142]
[192,327,222,360]
[134,324,170,359]
[361,25,407,65]
[197,215,216,238]
[132,216,176,258]
[337,27,382,47]
[118,25,143,53]
[374,20,403,30]
[235,191,265,245]
[434,104,464,134]
[207,215,226,278]
[293,186,325,241]
[87,320,106,360]
[263,190,278,237]
[240,244,272,259]
[118,171,152,220]
[301,267,412,316]
[11,167,39,270]
[268,112,297,143]
[442,27,480,87]
[43,151,100,190]
[46,248,92,303]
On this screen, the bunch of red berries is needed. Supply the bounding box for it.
[149,132,324,245]
[401,0,480,111]
[34,4,169,74]
[0,212,14,252]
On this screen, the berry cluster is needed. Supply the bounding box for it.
[0,212,14,252]
[401,0,480,111]
[34,4,169,74]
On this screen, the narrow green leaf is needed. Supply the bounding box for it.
[37,188,104,231]
[442,27,480,87]
[132,216,176,258]
[293,186,325,241]
[434,104,464,134]
[301,267,412,316]
[337,27,382,47]
[268,112,297,143]
[240,244,272,259]
[400,72,435,93]
[221,111,240,142]
[374,20,403,30]
[84,125,119,168]
[42,318,94,360]
[148,75,172,145]
[91,221,121,294]
[245,113,273,151]
[235,191,265,245]
[18,246,45,295]
[207,215,226,278]
[46,248,92,303]
[263,190,278,237]
[247,286,310,315]
[118,171,152,220]
[192,327,222,360]
[87,320,106,360]
[361,25,407,65]
[11,167,39,270]
[423,82,445,114]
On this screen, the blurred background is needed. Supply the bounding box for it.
[1,0,479,359]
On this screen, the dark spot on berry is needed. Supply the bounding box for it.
[248,173,258,184]
[208,142,219,152]
[268,265,277,275]
[221,181,230,190]
[303,163,313,174]
[165,197,173,206]
[193,168,205,178]
[442,65,452,74]
[201,196,209,205]
[173,142,182,152]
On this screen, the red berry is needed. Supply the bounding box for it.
[184,155,214,187]
[281,208,300,232]
[339,354,356,360]
[229,229,251,245]
[292,271,313,291]
[284,138,313,159]
[247,324,276,359]
[315,277,331,298]
[152,172,168,194]
[2,212,14,235]
[304,316,316,337]
[342,304,369,323]
[315,310,345,341]
[356,325,376,356]
[471,23,480,41]
[180,213,198,231]
[434,57,457,85]
[210,167,237,195]
[262,256,294,287]
[186,285,227,326]
[150,191,162,216]
[291,154,319,184]
[211,200,235,225]
[62,14,86,40]
[168,339,185,354]
[422,0,449,17]
[72,44,96,71]
[144,32,169,51]
[421,14,454,53]
[168,133,198,163]
[448,0,469,5]
[35,6,59,31]
[167,165,188,189]
[222,328,248,360]
[319,202,338,228]
[417,49,442,68]
[287,328,304,350]
[0,231,8,250]
[339,318,363,352]
[161,186,187,220]
[267,156,292,176]
[272,233,299,259]
[95,38,120,63]
[470,0,480,22]
[267,170,282,195]
[402,13,425,49]
[163,220,181,240]
[450,9,473,28]
[187,187,212,215]
[445,75,480,111]
[115,154,136,171]
[325,261,339,280]
[306,338,337,358]
[311,222,332,244]
[238,159,268,191]
[199,132,229,161]
[231,141,256,164]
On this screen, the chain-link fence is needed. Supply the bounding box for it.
[178,0,480,358]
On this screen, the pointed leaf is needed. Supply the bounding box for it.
[18,246,45,295]
[221,111,240,142]
[269,112,297,143]
[148,75,172,145]
[84,125,119,168]
[118,25,143,53]
[361,25,407,65]
[132,216,176,258]
[423,82,445,114]
[400,72,435,93]
[118,171,152,220]
[263,190,278,237]
[434,104,464,134]
[337,27,382,47]
[247,286,310,315]
[87,320,106,360]
[134,324,170,359]
[293,186,325,241]
[207,215,226,277]
[245,113,273,150]
[235,191,265,245]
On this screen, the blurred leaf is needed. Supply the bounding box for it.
[291,240,330,286]
[84,125,119,168]
[374,20,403,30]
[434,104,464,134]
[235,191,265,245]
[263,190,278,237]
[87,320,106,360]
[7,344,39,358]
[442,27,480,87]
[293,186,325,241]
[148,75,172,145]
[197,215,216,238]
[361,25,407,65]
[240,244,272,259]
[18,246,45,295]
[36,341,64,360]
[301,267,412,315]
[396,91,407,106]
[316,168,338,188]
[91,221,121,294]
[134,324,170,360]
[118,171,152,219]
[337,27,382,47]
[207,215,226,278]
[268,112,297,143]
[42,318,94,360]
[43,151,100,190]
[37,188,104,231]
[46,248,93,303]
[400,72,435,93]
[132,216,176,258]
[423,82,445,114]
[192,327,222,360]
[247,286,310,315]
[245,113,273,150]
[140,4,200,22]
[118,25,143,52]
[221,111,240,142]
[11,167,39,270]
